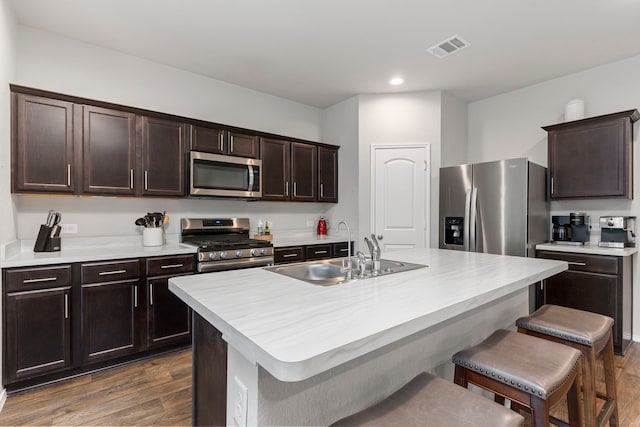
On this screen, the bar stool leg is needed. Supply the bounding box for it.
[582,345,598,427]
[602,334,619,426]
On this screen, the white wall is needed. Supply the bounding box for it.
[321,96,360,243]
[440,91,468,167]
[12,26,354,240]
[358,91,442,249]
[468,53,640,342]
[0,0,16,246]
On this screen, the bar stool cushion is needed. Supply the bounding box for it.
[332,372,524,427]
[452,329,581,399]
[516,304,613,346]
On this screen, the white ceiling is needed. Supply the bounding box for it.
[10,0,640,108]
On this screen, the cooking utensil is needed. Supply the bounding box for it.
[135,218,146,227]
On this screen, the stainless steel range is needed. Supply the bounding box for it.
[180,218,274,273]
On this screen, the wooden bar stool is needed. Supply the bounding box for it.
[516,305,618,427]
[452,329,583,427]
[332,372,524,427]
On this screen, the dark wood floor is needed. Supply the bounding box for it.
[0,343,638,426]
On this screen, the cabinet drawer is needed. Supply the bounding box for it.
[81,259,140,283]
[333,242,352,258]
[537,251,618,275]
[146,254,195,277]
[274,247,304,264]
[5,265,71,292]
[305,244,332,260]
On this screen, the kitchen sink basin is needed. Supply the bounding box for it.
[264,257,427,286]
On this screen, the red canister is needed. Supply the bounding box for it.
[317,216,327,235]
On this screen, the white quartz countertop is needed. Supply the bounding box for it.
[536,242,638,257]
[169,248,567,382]
[0,238,197,268]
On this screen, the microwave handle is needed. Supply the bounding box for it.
[248,165,254,191]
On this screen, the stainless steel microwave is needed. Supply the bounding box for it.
[188,151,261,198]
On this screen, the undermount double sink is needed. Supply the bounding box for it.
[265,257,427,286]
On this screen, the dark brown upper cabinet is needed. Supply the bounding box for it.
[140,116,188,197]
[191,126,259,159]
[12,93,76,194]
[260,139,317,201]
[544,109,639,200]
[317,146,338,203]
[82,105,137,196]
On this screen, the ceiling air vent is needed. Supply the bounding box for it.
[427,35,470,58]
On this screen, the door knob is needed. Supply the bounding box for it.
[377,235,383,240]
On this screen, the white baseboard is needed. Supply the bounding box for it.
[0,388,7,412]
[633,334,640,343]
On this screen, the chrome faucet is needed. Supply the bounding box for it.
[356,251,367,278]
[337,221,352,280]
[364,234,381,275]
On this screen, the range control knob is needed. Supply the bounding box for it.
[260,248,267,255]
[208,252,217,260]
[250,249,259,257]
[219,251,227,259]
[235,250,243,257]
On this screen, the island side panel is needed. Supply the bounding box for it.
[193,312,227,427]
[251,289,528,426]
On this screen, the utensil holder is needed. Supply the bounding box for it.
[33,225,61,252]
[143,228,164,247]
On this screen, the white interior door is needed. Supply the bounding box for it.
[371,145,429,251]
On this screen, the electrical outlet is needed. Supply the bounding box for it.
[232,376,248,427]
[61,224,78,234]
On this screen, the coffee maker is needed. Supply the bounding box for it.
[599,216,636,248]
[552,213,589,245]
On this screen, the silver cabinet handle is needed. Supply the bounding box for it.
[282,253,298,258]
[293,182,297,197]
[144,170,148,191]
[67,164,71,187]
[23,277,57,284]
[64,293,69,319]
[551,177,554,195]
[218,132,224,152]
[314,250,328,255]
[160,264,184,269]
[149,283,154,305]
[285,181,289,197]
[567,261,587,266]
[338,248,348,252]
[98,269,126,276]
[134,285,138,308]
[230,135,234,153]
[320,183,324,198]
[130,169,134,189]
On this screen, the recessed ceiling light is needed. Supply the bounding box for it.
[389,77,404,86]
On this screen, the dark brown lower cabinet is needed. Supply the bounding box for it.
[536,250,633,355]
[4,286,71,382]
[81,280,140,364]
[147,275,191,348]
[193,312,227,427]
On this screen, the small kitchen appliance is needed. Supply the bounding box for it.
[551,214,589,245]
[599,216,636,248]
[317,216,327,236]
[180,218,273,273]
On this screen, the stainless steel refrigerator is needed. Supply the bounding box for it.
[439,158,548,257]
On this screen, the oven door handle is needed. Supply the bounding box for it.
[198,256,274,273]
[248,165,254,191]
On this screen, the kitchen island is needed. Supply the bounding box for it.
[169,248,567,426]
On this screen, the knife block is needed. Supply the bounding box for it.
[33,225,61,252]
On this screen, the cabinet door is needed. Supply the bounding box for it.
[140,116,187,196]
[274,247,304,264]
[12,94,76,193]
[318,146,338,202]
[147,276,191,349]
[81,280,139,364]
[261,138,291,201]
[305,244,332,260]
[291,142,317,201]
[5,287,71,382]
[82,105,137,195]
[548,115,632,199]
[191,125,226,154]
[228,131,259,159]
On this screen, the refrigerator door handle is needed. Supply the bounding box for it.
[469,187,478,252]
[463,189,471,251]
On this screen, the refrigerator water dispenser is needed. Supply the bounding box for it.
[444,217,464,246]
